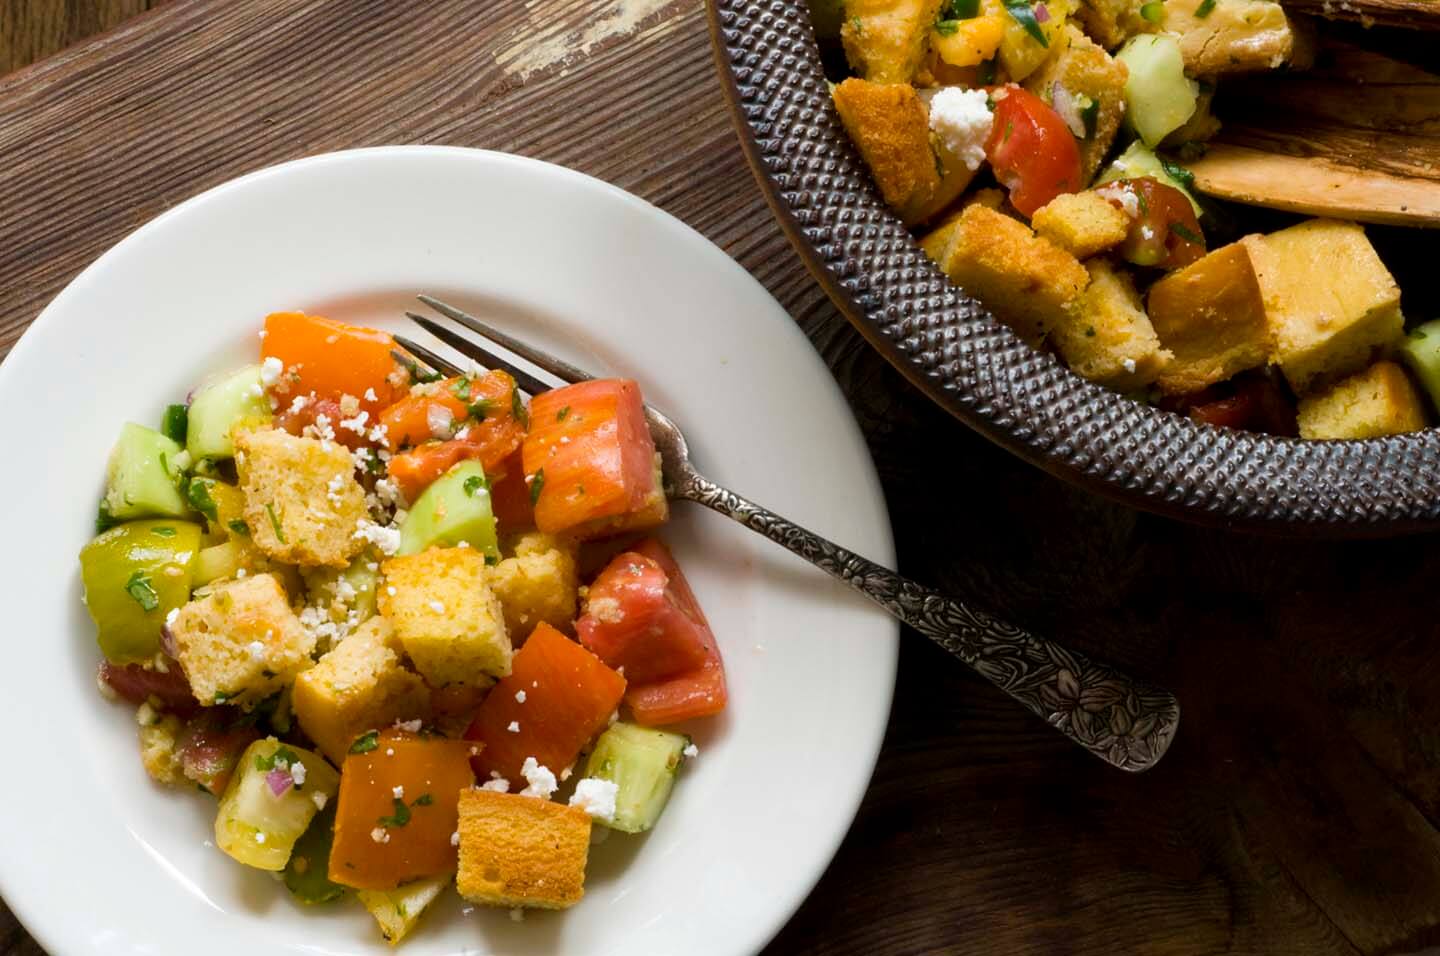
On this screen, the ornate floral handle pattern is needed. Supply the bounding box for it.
[677,469,1180,772]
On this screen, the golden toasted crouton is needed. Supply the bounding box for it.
[1297,361,1427,440]
[841,0,945,82]
[235,428,367,568]
[139,714,185,787]
[831,79,940,226]
[1023,25,1128,182]
[456,789,591,909]
[1031,191,1130,259]
[1247,219,1404,395]
[1147,239,1270,395]
[291,617,431,763]
[1074,0,1156,50]
[170,573,316,708]
[931,203,1089,347]
[357,873,452,945]
[1053,259,1172,390]
[918,189,1007,263]
[1161,0,1315,74]
[490,533,579,639]
[379,548,511,686]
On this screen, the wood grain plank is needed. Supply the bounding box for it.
[0,0,161,74]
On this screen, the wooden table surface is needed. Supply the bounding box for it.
[5,2,1440,954]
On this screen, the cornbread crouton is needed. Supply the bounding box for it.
[918,189,1006,263]
[356,874,452,945]
[1074,0,1156,50]
[1161,0,1315,74]
[1053,259,1172,390]
[235,428,367,568]
[841,0,945,82]
[139,714,185,787]
[1297,361,1427,440]
[1031,192,1131,259]
[490,533,579,640]
[379,548,511,686]
[1247,219,1404,395]
[1147,239,1270,395]
[831,79,940,226]
[169,573,316,708]
[456,789,591,909]
[931,203,1089,348]
[1023,26,1129,182]
[291,617,431,763]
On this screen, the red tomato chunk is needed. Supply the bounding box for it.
[577,551,713,685]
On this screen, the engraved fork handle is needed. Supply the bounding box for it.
[676,468,1180,772]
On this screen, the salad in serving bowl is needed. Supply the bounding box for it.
[80,309,726,942]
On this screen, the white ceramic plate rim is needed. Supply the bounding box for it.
[0,146,897,956]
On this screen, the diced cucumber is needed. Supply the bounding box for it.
[1401,321,1440,413]
[79,520,203,663]
[103,423,188,521]
[160,404,189,445]
[356,874,452,944]
[283,802,347,904]
[397,460,498,558]
[215,738,339,871]
[194,541,242,586]
[1116,35,1198,147]
[1095,141,1203,216]
[187,365,272,460]
[583,722,689,833]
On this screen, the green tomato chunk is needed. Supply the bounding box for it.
[79,519,202,663]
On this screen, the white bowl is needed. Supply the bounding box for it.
[0,147,897,956]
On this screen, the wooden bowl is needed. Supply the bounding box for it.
[705,0,1440,536]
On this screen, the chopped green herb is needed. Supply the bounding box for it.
[125,571,160,611]
[463,474,489,497]
[1002,0,1048,46]
[467,399,494,421]
[214,690,234,704]
[510,390,529,428]
[228,519,251,536]
[159,452,171,479]
[1003,120,1014,144]
[413,793,434,807]
[1134,187,1150,217]
[1159,157,1197,191]
[1409,327,1429,340]
[451,378,473,402]
[850,14,863,31]
[187,478,218,522]
[484,553,499,567]
[1194,0,1216,16]
[977,58,997,84]
[1140,0,1164,21]
[378,797,411,829]
[96,501,118,534]
[266,503,287,544]
[161,404,189,445]
[1084,326,1097,338]
[1169,221,1203,244]
[350,730,379,754]
[935,17,960,33]
[151,526,177,538]
[556,406,571,422]
[396,352,442,385]
[529,469,545,505]
[1079,96,1100,139]
[947,0,981,16]
[255,746,301,772]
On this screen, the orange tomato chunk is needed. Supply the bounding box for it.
[261,312,404,415]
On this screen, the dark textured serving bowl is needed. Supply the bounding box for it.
[705,0,1440,536]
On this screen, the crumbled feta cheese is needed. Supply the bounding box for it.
[135,701,157,726]
[387,586,398,596]
[515,690,527,703]
[683,742,699,759]
[96,670,119,700]
[1122,358,1138,374]
[247,382,264,398]
[165,607,179,627]
[1115,190,1140,218]
[255,832,267,844]
[368,423,390,445]
[454,426,471,441]
[394,718,423,733]
[339,410,370,434]
[248,640,266,661]
[260,356,284,387]
[290,761,307,786]
[373,478,401,507]
[428,600,446,614]
[364,387,379,402]
[450,830,460,847]
[312,791,327,810]
[354,520,402,556]
[568,778,619,822]
[371,827,391,844]
[519,757,558,799]
[385,748,395,756]
[392,785,405,799]
[288,395,312,415]
[507,721,521,733]
[588,597,623,624]
[235,568,248,579]
[928,87,994,173]
[480,777,511,792]
[310,413,337,443]
[427,404,455,439]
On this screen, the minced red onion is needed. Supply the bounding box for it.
[159,624,178,659]
[266,768,293,797]
[427,404,455,439]
[1035,3,1051,20]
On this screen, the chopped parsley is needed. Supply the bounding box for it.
[529,468,545,505]
[1169,221,1203,244]
[1159,157,1197,191]
[1409,327,1429,340]
[151,526,177,538]
[484,553,499,567]
[467,399,494,421]
[510,390,529,428]
[214,691,234,705]
[186,478,218,522]
[1134,187,1150,217]
[556,405,571,422]
[396,353,442,385]
[946,0,981,16]
[255,746,301,772]
[1002,0,1048,47]
[413,793,434,806]
[849,14,863,31]
[1002,120,1014,144]
[228,519,251,536]
[463,474,489,497]
[1194,0,1216,16]
[451,377,473,402]
[1140,0,1164,21]
[266,503,287,544]
[96,501,118,534]
[125,571,160,611]
[161,404,189,445]
[350,730,379,754]
[378,797,412,829]
[1079,96,1100,139]
[935,17,960,34]
[1084,326,1097,338]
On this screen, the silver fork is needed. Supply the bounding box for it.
[397,295,1180,772]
